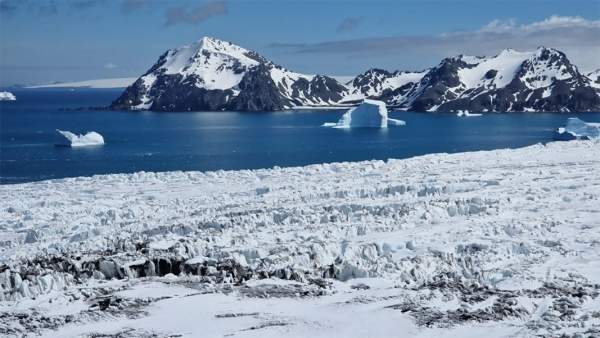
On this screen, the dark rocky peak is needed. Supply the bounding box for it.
[228,64,288,111]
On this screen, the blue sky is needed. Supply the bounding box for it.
[1,0,599,86]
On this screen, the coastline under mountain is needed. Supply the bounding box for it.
[110,37,600,113]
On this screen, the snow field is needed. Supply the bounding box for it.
[1,141,600,337]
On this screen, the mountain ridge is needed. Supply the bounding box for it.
[111,37,600,112]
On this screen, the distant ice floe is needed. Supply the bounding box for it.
[323,99,405,128]
[554,117,600,140]
[0,91,16,101]
[27,77,136,89]
[56,129,105,147]
[456,110,482,117]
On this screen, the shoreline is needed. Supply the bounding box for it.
[0,140,570,186]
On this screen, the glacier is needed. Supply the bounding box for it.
[0,91,16,101]
[323,99,406,128]
[1,141,600,337]
[56,130,105,147]
[554,117,600,140]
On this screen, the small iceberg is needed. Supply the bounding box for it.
[456,110,482,117]
[323,99,405,128]
[0,91,16,101]
[56,129,105,147]
[554,118,600,140]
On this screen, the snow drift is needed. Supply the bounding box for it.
[323,99,405,128]
[554,118,600,140]
[56,130,105,147]
[0,91,16,101]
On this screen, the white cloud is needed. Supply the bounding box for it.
[270,16,600,72]
[103,62,117,69]
[525,15,600,30]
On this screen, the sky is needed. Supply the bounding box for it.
[0,0,599,86]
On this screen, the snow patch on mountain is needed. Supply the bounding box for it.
[457,49,532,89]
[587,69,600,89]
[160,37,259,90]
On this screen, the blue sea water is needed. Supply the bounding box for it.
[1,88,599,184]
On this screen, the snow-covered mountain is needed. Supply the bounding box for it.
[341,68,428,104]
[587,69,600,89]
[111,37,348,111]
[112,38,600,112]
[397,47,600,112]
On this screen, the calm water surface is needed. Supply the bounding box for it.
[1,88,599,184]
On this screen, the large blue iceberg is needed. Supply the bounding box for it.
[554,118,600,141]
[323,99,405,128]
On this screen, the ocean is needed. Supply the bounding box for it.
[1,88,599,184]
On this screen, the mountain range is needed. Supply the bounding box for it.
[111,37,600,113]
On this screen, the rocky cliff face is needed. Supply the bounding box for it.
[111,38,600,112]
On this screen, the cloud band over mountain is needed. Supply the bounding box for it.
[270,16,600,71]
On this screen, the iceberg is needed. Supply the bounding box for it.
[56,129,105,147]
[0,91,16,101]
[554,118,600,140]
[456,110,482,117]
[323,99,405,128]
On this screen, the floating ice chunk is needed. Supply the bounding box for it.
[554,118,600,140]
[387,118,407,126]
[56,129,105,147]
[323,99,405,128]
[0,91,16,101]
[456,110,482,117]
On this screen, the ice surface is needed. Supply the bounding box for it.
[324,99,405,128]
[27,78,136,89]
[0,91,16,101]
[1,141,600,337]
[56,130,105,147]
[554,118,600,140]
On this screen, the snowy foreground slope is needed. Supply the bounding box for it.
[1,141,600,337]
